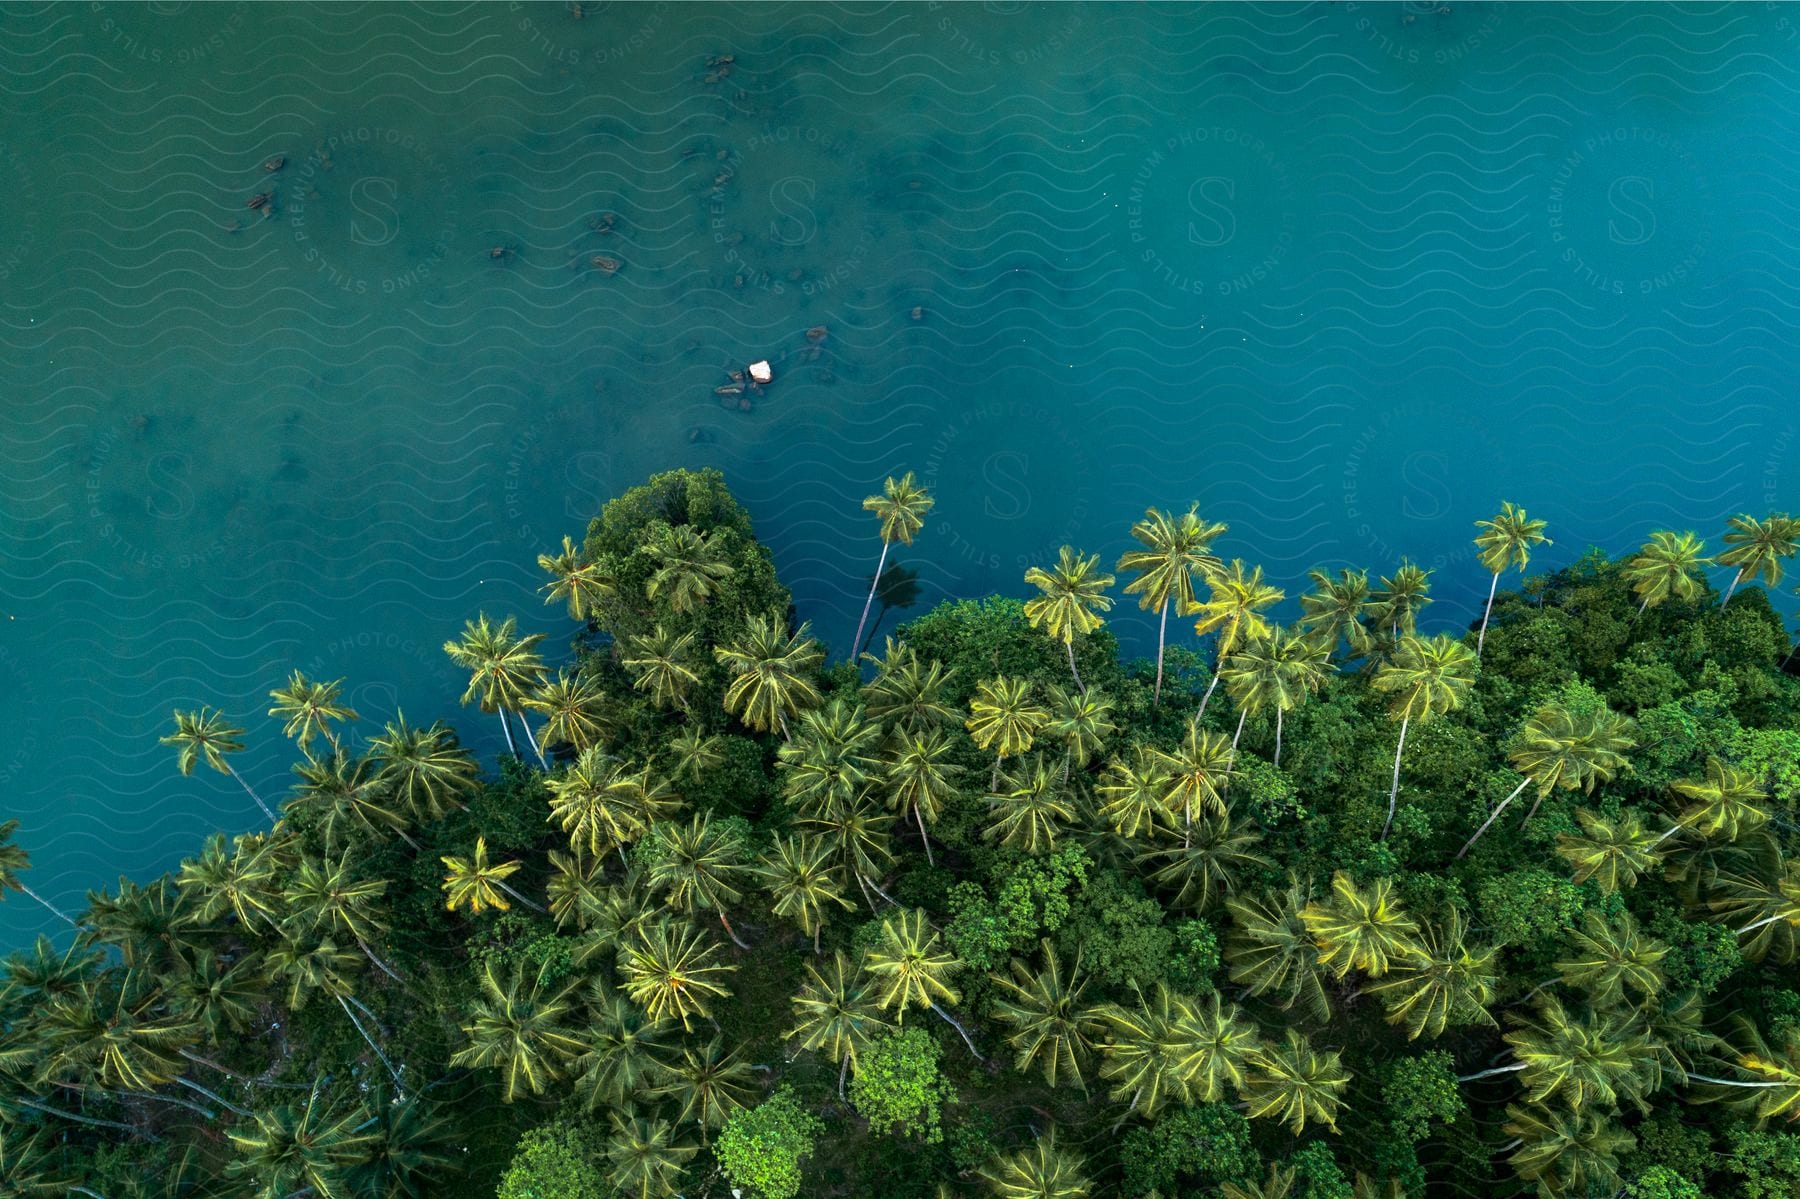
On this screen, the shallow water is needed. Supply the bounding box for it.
[1,1,1796,944]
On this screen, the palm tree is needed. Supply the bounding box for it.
[574,983,676,1109]
[1096,985,1257,1115]
[0,1127,74,1196]
[800,791,896,913]
[226,1085,374,1199]
[862,640,958,733]
[1706,841,1800,963]
[176,830,284,932]
[345,1088,455,1199]
[979,1129,1092,1199]
[715,614,825,739]
[1043,684,1115,781]
[1718,513,1798,604]
[368,714,477,822]
[1298,567,1375,661]
[1117,505,1228,705]
[966,675,1050,788]
[546,747,649,863]
[1371,633,1477,840]
[864,907,960,1020]
[1156,719,1236,837]
[990,941,1104,1091]
[1471,997,1663,1113]
[1023,545,1116,693]
[882,727,963,865]
[1365,908,1498,1040]
[1224,1164,1299,1199]
[644,523,734,615]
[161,706,275,821]
[1554,910,1667,1009]
[605,1112,696,1199]
[268,670,358,754]
[1472,502,1551,654]
[1502,1105,1631,1199]
[618,918,738,1030]
[1220,627,1327,763]
[1555,807,1662,893]
[0,821,75,929]
[1455,703,1635,859]
[281,851,404,983]
[652,1036,754,1139]
[525,667,613,756]
[290,748,418,852]
[1244,1031,1348,1133]
[778,697,881,818]
[450,961,588,1102]
[165,948,262,1043]
[664,727,725,783]
[1371,560,1433,641]
[1689,1017,1800,1121]
[1140,809,1269,913]
[853,472,935,655]
[538,533,615,621]
[759,833,852,952]
[441,837,544,915]
[986,756,1077,854]
[1188,560,1283,718]
[647,812,755,949]
[1225,882,1331,1023]
[621,625,703,713]
[1658,755,1770,846]
[1301,871,1422,979]
[442,613,548,762]
[1623,530,1713,613]
[1096,749,1172,843]
[786,950,891,1097]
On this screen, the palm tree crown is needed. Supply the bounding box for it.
[1023,545,1116,691]
[1623,530,1713,613]
[1118,505,1228,704]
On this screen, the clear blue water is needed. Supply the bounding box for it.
[2,1,1796,944]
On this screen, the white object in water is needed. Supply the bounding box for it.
[748,360,773,385]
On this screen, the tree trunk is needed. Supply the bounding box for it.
[837,1053,850,1099]
[1686,1072,1790,1088]
[496,711,518,758]
[357,938,407,985]
[180,1047,309,1091]
[1453,778,1533,860]
[1476,571,1501,656]
[1723,568,1745,605]
[1196,669,1221,720]
[337,994,406,1094]
[497,879,548,914]
[1065,639,1086,695]
[852,540,892,666]
[929,1001,985,1062]
[1232,707,1248,752]
[1153,597,1170,706]
[1456,1062,1527,1082]
[16,1096,152,1138]
[174,1075,253,1118]
[991,755,1002,791]
[914,804,934,867]
[718,910,752,950]
[18,882,76,928]
[395,826,423,852]
[1738,912,1793,936]
[226,763,276,822]
[1274,706,1284,768]
[518,714,547,768]
[1380,717,1411,841]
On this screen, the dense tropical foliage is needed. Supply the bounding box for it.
[4,467,1800,1199]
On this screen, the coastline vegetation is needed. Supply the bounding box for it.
[3,466,1800,1199]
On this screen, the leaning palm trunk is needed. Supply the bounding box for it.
[929,1001,985,1061]
[1153,597,1170,705]
[226,763,276,822]
[837,1053,851,1099]
[1274,707,1285,768]
[1476,571,1501,655]
[1065,640,1086,695]
[718,910,752,950]
[497,879,547,914]
[518,713,547,767]
[1723,568,1746,605]
[495,711,519,758]
[357,938,407,985]
[337,994,406,1094]
[913,805,935,867]
[16,882,76,928]
[852,540,892,664]
[17,1096,151,1138]
[173,1076,253,1118]
[1454,778,1533,860]
[1232,708,1248,753]
[1380,716,1411,841]
[1456,1061,1526,1083]
[1196,670,1221,720]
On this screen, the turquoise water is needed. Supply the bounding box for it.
[1,1,1796,944]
